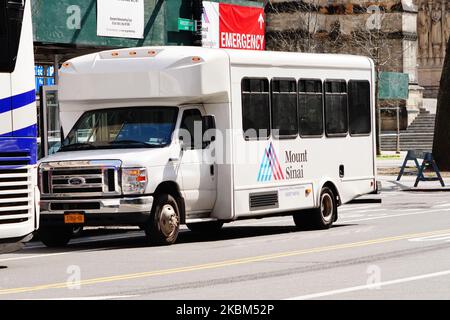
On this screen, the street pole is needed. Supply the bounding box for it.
[396,102,400,154]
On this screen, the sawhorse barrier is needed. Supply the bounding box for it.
[397,150,445,187]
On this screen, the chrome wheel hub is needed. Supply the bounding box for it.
[321,193,333,223]
[159,204,179,237]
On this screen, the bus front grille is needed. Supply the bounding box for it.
[0,167,33,223]
[0,152,31,167]
[39,161,121,198]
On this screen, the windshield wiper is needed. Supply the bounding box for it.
[109,140,159,148]
[59,142,98,151]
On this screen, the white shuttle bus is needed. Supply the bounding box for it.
[0,0,39,252]
[38,46,377,247]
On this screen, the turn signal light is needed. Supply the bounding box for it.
[305,188,312,196]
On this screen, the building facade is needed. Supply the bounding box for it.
[417,0,449,98]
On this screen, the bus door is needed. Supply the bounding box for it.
[179,107,217,214]
[39,85,61,158]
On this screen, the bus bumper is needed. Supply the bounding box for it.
[39,196,154,227]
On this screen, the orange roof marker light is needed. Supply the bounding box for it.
[62,62,71,68]
[111,52,119,57]
[129,51,137,56]
[148,50,157,57]
[191,56,202,63]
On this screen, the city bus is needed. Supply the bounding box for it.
[37,46,377,247]
[0,0,39,252]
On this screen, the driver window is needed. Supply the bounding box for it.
[180,109,202,150]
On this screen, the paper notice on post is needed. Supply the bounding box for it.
[97,0,144,39]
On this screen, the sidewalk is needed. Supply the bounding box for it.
[376,151,407,168]
[378,175,450,192]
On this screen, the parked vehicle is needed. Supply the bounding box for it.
[0,0,39,252]
[38,46,377,247]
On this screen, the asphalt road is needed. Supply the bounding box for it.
[1,177,450,300]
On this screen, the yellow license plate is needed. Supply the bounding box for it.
[64,213,85,224]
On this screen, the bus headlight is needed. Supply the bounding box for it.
[122,168,148,195]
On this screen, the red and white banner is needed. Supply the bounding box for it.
[202,1,265,51]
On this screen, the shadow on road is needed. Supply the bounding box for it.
[18,223,356,254]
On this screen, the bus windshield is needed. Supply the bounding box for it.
[60,107,179,151]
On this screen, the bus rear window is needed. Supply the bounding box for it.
[324,80,348,136]
[299,79,323,137]
[241,78,270,140]
[271,79,298,138]
[348,80,371,135]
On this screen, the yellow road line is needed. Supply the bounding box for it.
[2,227,450,296]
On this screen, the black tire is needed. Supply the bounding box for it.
[38,226,73,247]
[293,187,337,230]
[145,194,180,245]
[187,221,224,233]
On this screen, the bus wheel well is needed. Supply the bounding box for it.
[322,182,341,207]
[153,181,185,224]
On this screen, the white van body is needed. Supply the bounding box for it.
[38,46,376,244]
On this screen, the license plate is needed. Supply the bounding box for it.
[64,213,85,224]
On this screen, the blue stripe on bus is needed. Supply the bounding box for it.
[0,89,36,114]
[0,136,37,165]
[0,123,37,138]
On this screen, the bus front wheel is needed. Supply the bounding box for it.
[293,187,336,230]
[38,226,73,247]
[145,194,180,246]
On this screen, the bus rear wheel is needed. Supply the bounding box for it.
[145,194,180,246]
[293,187,336,230]
[187,221,224,233]
[38,226,73,247]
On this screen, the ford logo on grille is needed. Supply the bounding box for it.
[68,177,86,186]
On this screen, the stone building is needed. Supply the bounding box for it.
[417,0,449,98]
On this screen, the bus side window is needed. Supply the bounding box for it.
[324,80,348,137]
[348,80,371,135]
[241,78,270,140]
[180,108,203,149]
[298,79,323,137]
[271,78,298,139]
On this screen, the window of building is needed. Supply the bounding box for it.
[324,80,348,136]
[35,65,56,94]
[298,79,323,137]
[348,80,371,135]
[271,79,298,138]
[241,78,270,140]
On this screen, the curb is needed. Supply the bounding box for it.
[403,188,450,192]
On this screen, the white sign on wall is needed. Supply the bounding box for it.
[202,1,220,48]
[97,0,144,39]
